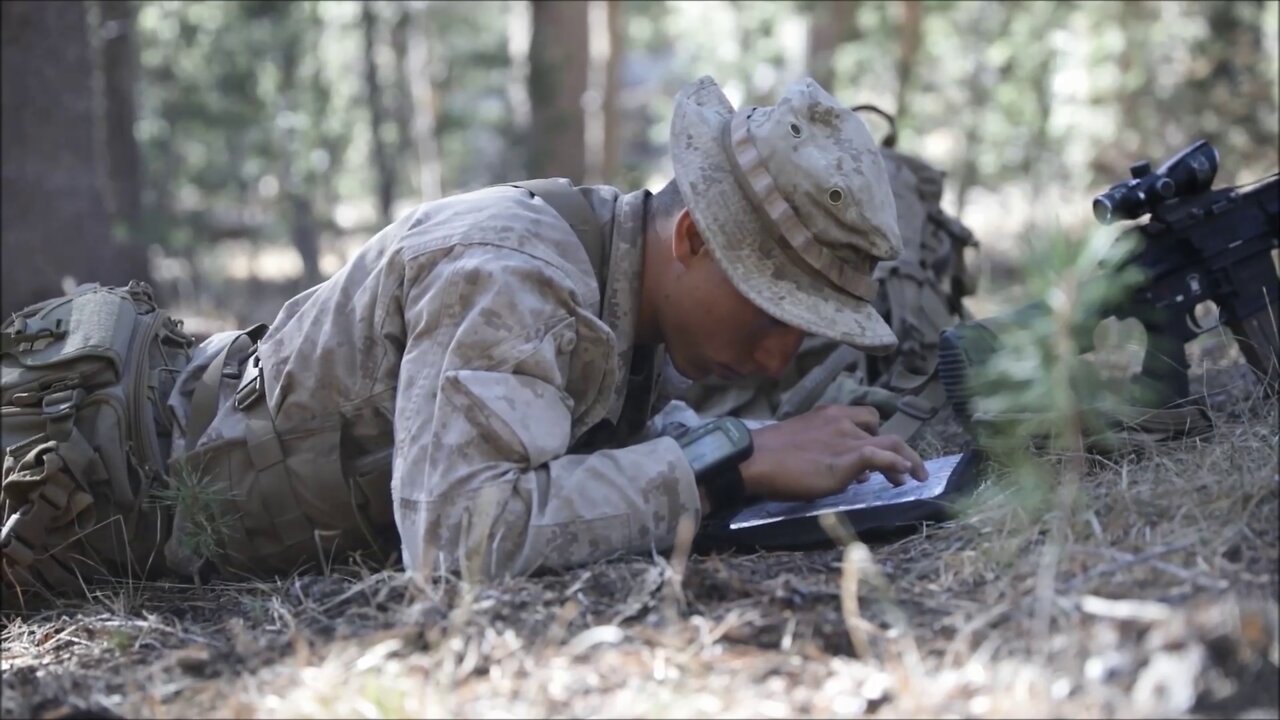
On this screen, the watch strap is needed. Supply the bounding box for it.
[703,463,746,513]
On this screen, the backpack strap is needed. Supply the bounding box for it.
[503,179,611,295]
[850,104,898,149]
[186,323,269,453]
[879,371,947,441]
[775,344,862,420]
[775,340,947,442]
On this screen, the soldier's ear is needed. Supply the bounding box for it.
[671,208,706,267]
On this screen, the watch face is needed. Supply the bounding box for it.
[685,429,737,475]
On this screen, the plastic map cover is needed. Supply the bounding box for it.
[727,452,969,530]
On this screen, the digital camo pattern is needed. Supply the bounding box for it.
[676,147,980,424]
[168,185,701,582]
[670,75,902,354]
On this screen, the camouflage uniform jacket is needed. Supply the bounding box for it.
[166,185,702,582]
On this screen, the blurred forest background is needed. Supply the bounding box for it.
[3,0,1278,332]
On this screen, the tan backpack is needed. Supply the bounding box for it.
[1,281,194,610]
[866,143,979,387]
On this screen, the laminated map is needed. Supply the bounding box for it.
[726,451,974,531]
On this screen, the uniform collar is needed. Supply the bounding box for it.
[581,186,662,428]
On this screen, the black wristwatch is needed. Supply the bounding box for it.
[675,417,753,512]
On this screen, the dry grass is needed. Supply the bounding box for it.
[3,360,1277,719]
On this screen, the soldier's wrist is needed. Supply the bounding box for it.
[675,417,752,513]
[738,450,773,498]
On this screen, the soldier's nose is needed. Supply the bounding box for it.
[762,357,789,380]
[755,328,803,379]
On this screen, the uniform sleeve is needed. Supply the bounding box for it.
[391,245,701,582]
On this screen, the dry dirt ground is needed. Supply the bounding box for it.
[2,355,1277,719]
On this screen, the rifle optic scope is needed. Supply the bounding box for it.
[1092,140,1220,225]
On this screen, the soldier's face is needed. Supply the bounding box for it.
[666,212,806,382]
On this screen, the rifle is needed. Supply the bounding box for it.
[937,140,1279,441]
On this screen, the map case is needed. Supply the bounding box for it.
[695,448,988,552]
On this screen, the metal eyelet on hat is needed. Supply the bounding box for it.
[788,122,803,138]
[827,188,844,204]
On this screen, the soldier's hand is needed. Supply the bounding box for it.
[739,405,928,502]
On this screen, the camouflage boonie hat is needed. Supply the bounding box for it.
[670,75,904,354]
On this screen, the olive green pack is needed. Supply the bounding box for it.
[1,281,195,610]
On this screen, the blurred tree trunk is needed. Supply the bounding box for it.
[2,0,123,314]
[146,51,189,295]
[405,4,444,201]
[894,0,923,127]
[529,0,589,182]
[390,7,416,197]
[954,64,992,217]
[361,0,394,226]
[505,0,533,178]
[276,18,321,290]
[584,0,623,185]
[305,1,341,231]
[1200,0,1272,151]
[807,0,859,92]
[1023,5,1066,198]
[603,0,624,184]
[955,5,1013,217]
[97,0,147,276]
[1117,1,1145,143]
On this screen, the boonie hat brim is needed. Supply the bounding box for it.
[669,77,898,354]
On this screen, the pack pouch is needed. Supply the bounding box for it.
[2,281,194,610]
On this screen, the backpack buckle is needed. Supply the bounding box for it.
[895,394,938,421]
[234,353,264,411]
[41,388,84,418]
[41,388,85,442]
[10,376,82,408]
[3,317,67,351]
[0,509,37,566]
